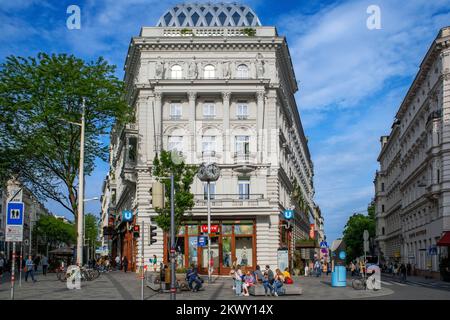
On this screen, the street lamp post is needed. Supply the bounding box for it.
[76,99,86,266]
[197,163,220,284]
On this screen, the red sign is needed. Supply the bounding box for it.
[201,224,219,233]
[309,224,315,239]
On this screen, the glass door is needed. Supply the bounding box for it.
[200,236,220,274]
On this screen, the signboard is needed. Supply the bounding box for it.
[428,245,438,256]
[198,236,207,247]
[320,241,328,248]
[6,202,24,242]
[122,210,133,222]
[364,240,370,253]
[277,249,289,272]
[283,209,294,220]
[7,187,23,203]
[309,224,315,239]
[363,230,369,241]
[201,224,219,233]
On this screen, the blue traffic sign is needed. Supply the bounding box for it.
[320,241,328,248]
[283,209,294,220]
[198,236,207,247]
[122,210,133,222]
[6,202,24,225]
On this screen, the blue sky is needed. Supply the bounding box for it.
[1,0,449,243]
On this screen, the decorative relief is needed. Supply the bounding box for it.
[155,57,164,79]
[256,53,265,78]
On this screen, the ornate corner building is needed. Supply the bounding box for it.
[102,3,318,274]
[375,27,450,278]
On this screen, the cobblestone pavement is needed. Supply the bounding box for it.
[0,271,398,300]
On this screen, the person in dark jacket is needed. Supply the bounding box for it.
[122,256,128,273]
[186,264,202,292]
[400,263,407,283]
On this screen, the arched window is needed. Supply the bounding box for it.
[236,64,249,78]
[203,65,215,79]
[171,65,182,79]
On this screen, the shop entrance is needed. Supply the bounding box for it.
[165,219,256,275]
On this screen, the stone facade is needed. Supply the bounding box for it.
[102,4,316,273]
[375,27,450,275]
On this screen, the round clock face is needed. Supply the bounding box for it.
[207,164,220,181]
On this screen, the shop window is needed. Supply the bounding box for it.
[236,237,252,267]
[234,223,253,235]
[188,236,198,266]
[221,224,233,234]
[187,224,199,235]
[222,237,232,267]
[175,237,185,267]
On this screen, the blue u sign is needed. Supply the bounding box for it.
[122,210,133,222]
[283,209,294,220]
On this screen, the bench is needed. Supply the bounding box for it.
[146,272,191,292]
[248,283,302,296]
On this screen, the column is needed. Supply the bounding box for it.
[154,91,162,153]
[256,90,265,163]
[222,91,231,163]
[188,91,197,163]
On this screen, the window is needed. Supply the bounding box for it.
[203,101,216,119]
[171,65,182,79]
[237,101,248,119]
[203,182,216,200]
[202,136,216,155]
[382,227,385,235]
[170,102,182,119]
[203,65,215,79]
[381,183,385,192]
[238,178,250,200]
[236,64,249,78]
[382,205,385,213]
[235,135,250,155]
[127,137,137,162]
[168,136,183,152]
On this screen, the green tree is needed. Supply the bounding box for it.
[85,213,100,259]
[0,53,132,221]
[152,151,197,233]
[33,215,76,250]
[342,203,376,262]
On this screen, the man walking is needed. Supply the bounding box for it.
[41,255,49,276]
[115,255,120,270]
[400,263,407,283]
[25,255,36,283]
[122,256,128,273]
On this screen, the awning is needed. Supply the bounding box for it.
[437,232,450,246]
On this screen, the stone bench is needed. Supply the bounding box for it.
[248,283,302,296]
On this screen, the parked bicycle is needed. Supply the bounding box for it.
[57,265,100,282]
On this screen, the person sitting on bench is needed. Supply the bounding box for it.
[186,264,202,292]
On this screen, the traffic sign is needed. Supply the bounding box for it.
[320,241,328,248]
[283,209,294,220]
[198,236,207,247]
[364,240,370,253]
[363,230,369,241]
[6,202,24,242]
[122,210,133,222]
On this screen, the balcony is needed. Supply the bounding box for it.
[203,115,216,120]
[236,115,249,120]
[194,193,266,208]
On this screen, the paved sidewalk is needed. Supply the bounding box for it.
[0,271,393,300]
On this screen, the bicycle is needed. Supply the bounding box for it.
[352,276,366,290]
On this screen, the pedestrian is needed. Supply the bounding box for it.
[33,255,40,272]
[253,265,264,283]
[283,267,293,284]
[407,263,411,276]
[326,262,331,276]
[242,270,255,296]
[229,266,236,290]
[0,254,4,284]
[265,265,274,285]
[350,262,355,276]
[151,255,158,272]
[41,255,49,276]
[400,263,407,283]
[314,260,321,277]
[122,256,128,272]
[115,255,120,270]
[25,255,36,283]
[262,270,274,296]
[273,269,285,296]
[304,264,309,277]
[234,265,243,296]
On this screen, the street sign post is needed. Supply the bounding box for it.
[6,201,24,300]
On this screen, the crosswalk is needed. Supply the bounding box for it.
[381,278,450,290]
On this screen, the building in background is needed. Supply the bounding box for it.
[0,179,51,257]
[375,27,450,279]
[103,3,317,274]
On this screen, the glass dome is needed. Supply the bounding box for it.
[157,3,262,27]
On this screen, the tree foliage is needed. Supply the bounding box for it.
[0,53,132,220]
[33,215,76,248]
[342,203,376,262]
[152,150,197,233]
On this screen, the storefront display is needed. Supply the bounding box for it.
[164,219,256,275]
